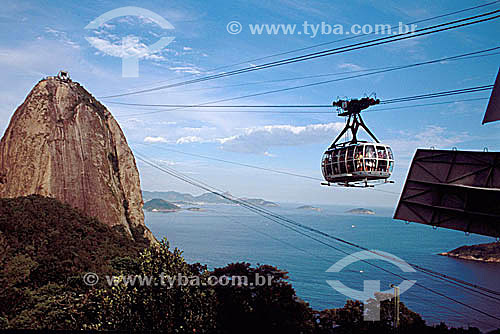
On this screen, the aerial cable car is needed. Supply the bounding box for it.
[321,97,394,188]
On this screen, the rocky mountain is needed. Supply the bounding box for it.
[0,75,155,247]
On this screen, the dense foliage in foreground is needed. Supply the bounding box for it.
[0,195,490,333]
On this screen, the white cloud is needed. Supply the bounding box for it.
[169,66,201,74]
[86,35,166,60]
[153,159,177,166]
[388,125,472,159]
[183,46,192,51]
[144,136,168,143]
[338,63,363,71]
[44,27,80,49]
[414,125,470,147]
[176,136,204,144]
[217,122,345,154]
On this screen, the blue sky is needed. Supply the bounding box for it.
[1,0,499,207]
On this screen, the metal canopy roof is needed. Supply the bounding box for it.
[482,68,500,124]
[394,149,500,237]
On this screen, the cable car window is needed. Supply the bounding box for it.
[376,146,387,159]
[378,159,388,172]
[365,145,376,158]
[347,146,355,173]
[347,146,354,159]
[347,158,354,173]
[364,145,376,172]
[354,146,364,171]
[332,150,340,175]
[326,152,333,175]
[387,147,394,160]
[339,148,347,174]
[332,151,340,175]
[389,161,394,173]
[322,153,328,175]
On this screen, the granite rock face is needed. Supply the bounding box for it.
[0,76,155,247]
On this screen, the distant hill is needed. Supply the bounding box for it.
[346,208,375,215]
[439,242,500,263]
[297,205,321,212]
[195,192,232,204]
[242,198,279,207]
[142,190,277,206]
[144,199,180,212]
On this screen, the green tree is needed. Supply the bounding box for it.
[82,239,217,333]
[211,262,315,334]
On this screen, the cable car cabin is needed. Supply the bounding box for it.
[322,143,394,185]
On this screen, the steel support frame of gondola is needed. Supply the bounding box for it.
[329,113,380,149]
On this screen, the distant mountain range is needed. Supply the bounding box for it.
[142,190,278,207]
[144,199,181,212]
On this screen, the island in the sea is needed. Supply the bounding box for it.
[243,198,279,207]
[144,198,181,212]
[186,207,206,212]
[439,242,500,263]
[296,205,322,212]
[346,208,375,215]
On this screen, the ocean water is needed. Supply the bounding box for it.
[146,204,500,332]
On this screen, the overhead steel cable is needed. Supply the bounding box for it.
[135,143,323,181]
[108,84,493,109]
[100,10,500,98]
[113,47,500,117]
[109,50,500,97]
[115,98,489,114]
[183,1,500,75]
[100,1,500,96]
[239,206,500,314]
[381,85,494,104]
[403,289,497,328]
[134,151,500,321]
[134,151,500,299]
[134,143,401,198]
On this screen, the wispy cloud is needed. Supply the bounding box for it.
[86,35,167,60]
[216,122,345,154]
[144,136,169,143]
[44,27,80,49]
[338,63,363,71]
[176,136,205,144]
[169,65,202,74]
[388,125,472,159]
